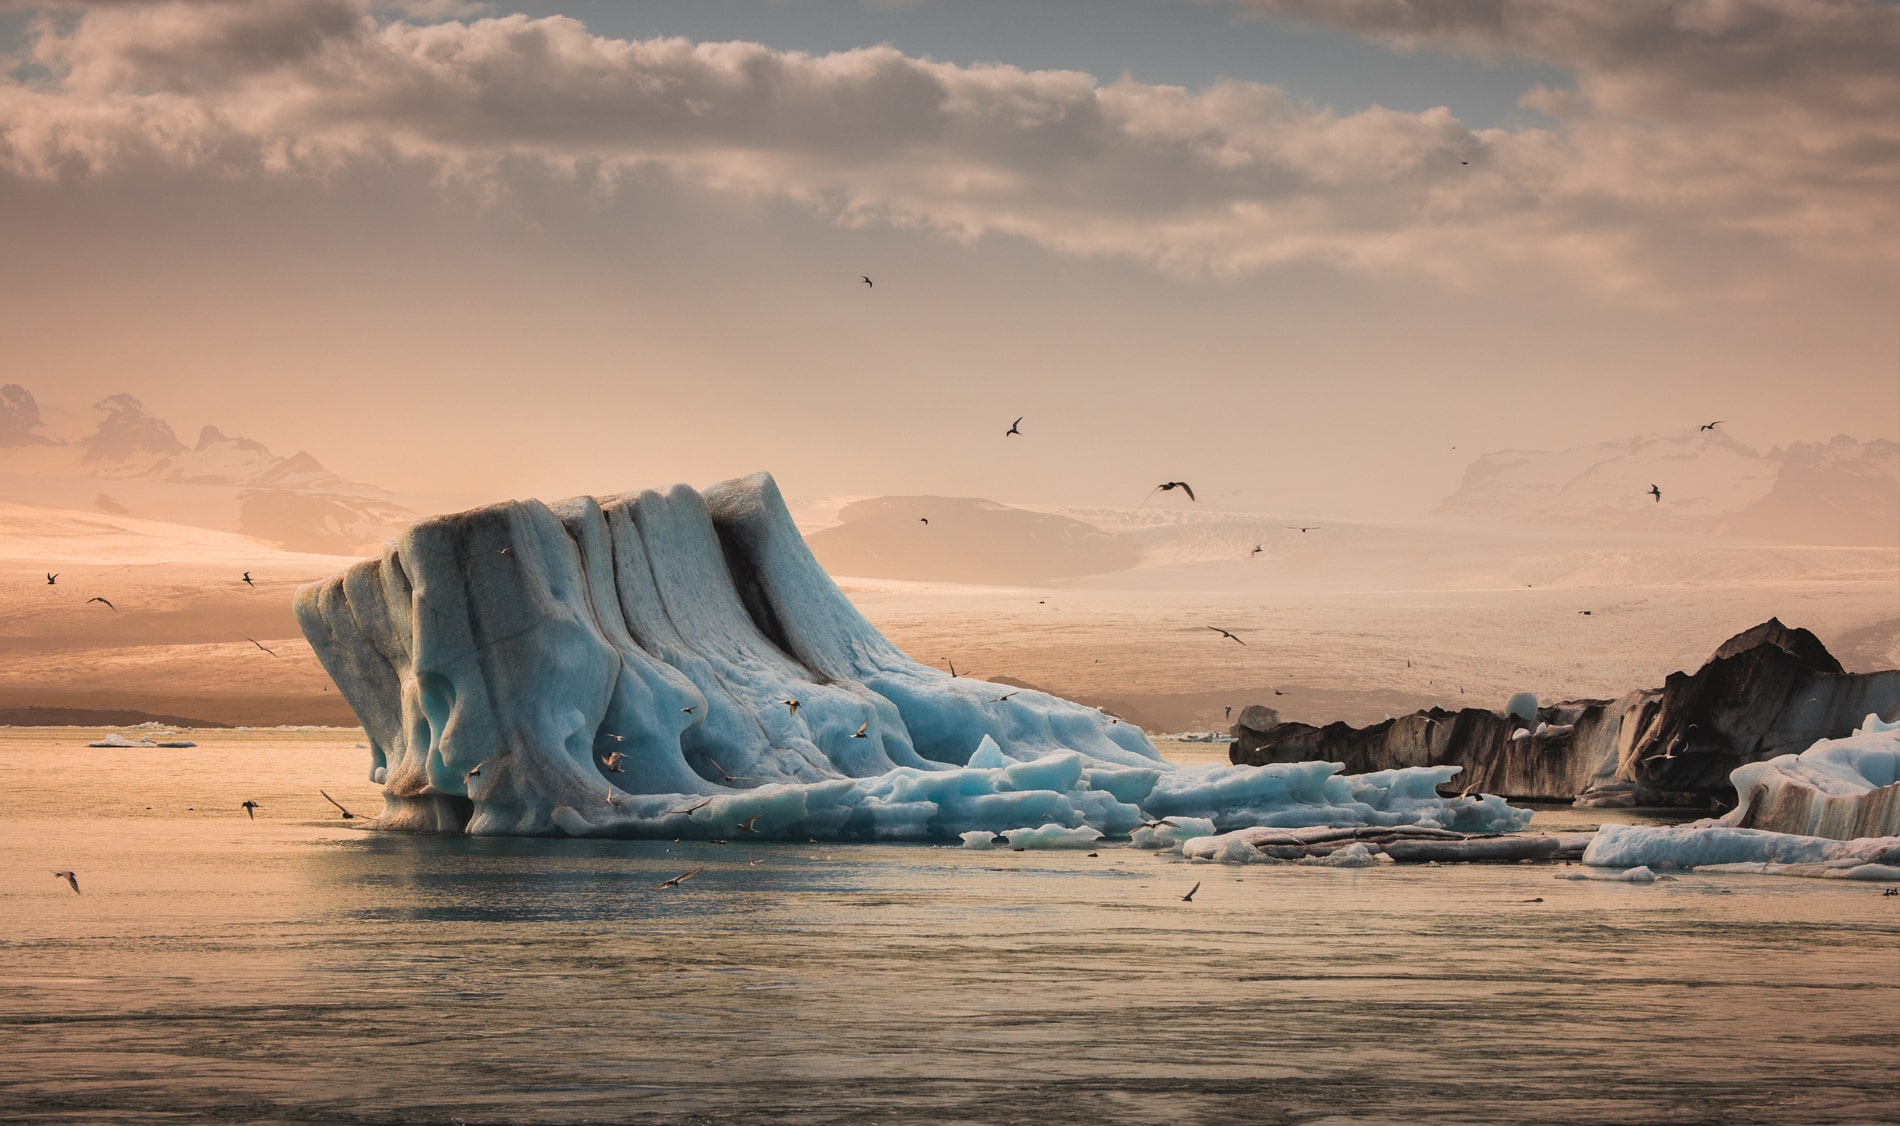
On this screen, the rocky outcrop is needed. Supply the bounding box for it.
[1232,619,1900,807]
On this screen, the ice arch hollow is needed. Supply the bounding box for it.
[296,472,1168,835]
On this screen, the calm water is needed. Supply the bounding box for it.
[2,730,1897,1124]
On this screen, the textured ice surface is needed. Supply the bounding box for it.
[1584,823,1900,878]
[1722,713,1900,838]
[299,472,1534,841]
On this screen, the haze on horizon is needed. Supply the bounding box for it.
[1,0,1896,519]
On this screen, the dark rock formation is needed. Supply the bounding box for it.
[1232,619,1900,807]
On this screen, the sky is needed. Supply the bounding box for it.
[1,0,1895,517]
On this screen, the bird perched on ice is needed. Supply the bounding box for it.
[46,573,57,585]
[53,870,79,894]
[320,790,355,819]
[1648,484,1662,502]
[242,571,254,588]
[88,597,114,610]
[656,868,703,889]
[240,800,261,820]
[1006,416,1023,437]
[1206,626,1245,646]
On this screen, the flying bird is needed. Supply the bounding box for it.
[1286,526,1320,533]
[1135,820,1178,831]
[1578,610,1593,616]
[1251,545,1262,556]
[656,868,704,889]
[1207,626,1245,646]
[989,691,1020,703]
[242,571,255,588]
[240,800,260,820]
[668,797,714,816]
[467,752,509,778]
[53,870,79,894]
[860,275,873,288]
[599,750,626,773]
[1181,882,1201,902]
[682,706,696,714]
[46,573,57,585]
[319,790,355,819]
[737,815,762,834]
[944,658,960,678]
[919,518,928,526]
[852,721,869,739]
[781,699,800,717]
[1144,481,1196,505]
[1648,484,1662,503]
[247,637,278,657]
[1006,416,1023,437]
[708,758,750,784]
[1700,421,1723,431]
[88,597,115,610]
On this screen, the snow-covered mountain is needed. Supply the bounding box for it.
[0,386,414,554]
[1436,430,1899,545]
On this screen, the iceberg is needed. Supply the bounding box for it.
[298,472,1532,841]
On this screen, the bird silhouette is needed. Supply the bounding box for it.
[240,800,260,820]
[919,517,928,526]
[1207,626,1245,646]
[708,758,751,783]
[1006,416,1023,437]
[737,815,762,833]
[52,870,80,894]
[242,571,255,588]
[1143,481,1195,505]
[852,721,869,739]
[988,691,1020,703]
[46,573,57,585]
[1224,705,1232,719]
[1251,545,1262,556]
[1648,484,1662,502]
[1181,882,1201,902]
[656,868,703,889]
[1578,610,1593,616]
[1700,421,1723,431]
[782,699,800,717]
[944,658,961,678]
[682,706,696,714]
[667,797,714,816]
[860,275,873,288]
[246,637,278,657]
[88,597,115,610]
[320,790,355,819]
[1286,526,1321,533]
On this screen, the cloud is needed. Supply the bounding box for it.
[0,0,1891,295]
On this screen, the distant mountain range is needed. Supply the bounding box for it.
[1435,430,1899,546]
[0,385,414,554]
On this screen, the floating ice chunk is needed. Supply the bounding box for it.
[1586,823,1900,871]
[1722,714,1900,838]
[1130,816,1218,850]
[1303,842,1385,867]
[968,735,1007,769]
[960,830,1002,849]
[1002,823,1103,849]
[88,733,157,748]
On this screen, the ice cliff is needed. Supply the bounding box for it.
[297,473,1526,840]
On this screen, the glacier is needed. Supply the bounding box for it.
[297,472,1530,842]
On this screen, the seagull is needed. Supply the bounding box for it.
[88,597,115,610]
[707,758,750,783]
[319,790,355,819]
[46,573,57,585]
[240,800,260,820]
[668,797,714,816]
[919,518,928,526]
[1134,820,1178,831]
[247,637,278,657]
[600,733,626,743]
[944,658,960,678]
[1006,416,1022,437]
[1181,882,1201,902]
[1224,706,1232,719]
[1207,626,1245,646]
[1700,421,1723,431]
[781,699,800,717]
[682,706,696,714]
[860,275,873,288]
[1251,545,1262,556]
[599,750,626,773]
[989,691,1019,703]
[53,870,79,894]
[737,815,762,834]
[852,721,869,739]
[1649,484,1662,502]
[1144,481,1196,505]
[242,571,255,588]
[656,868,704,889]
